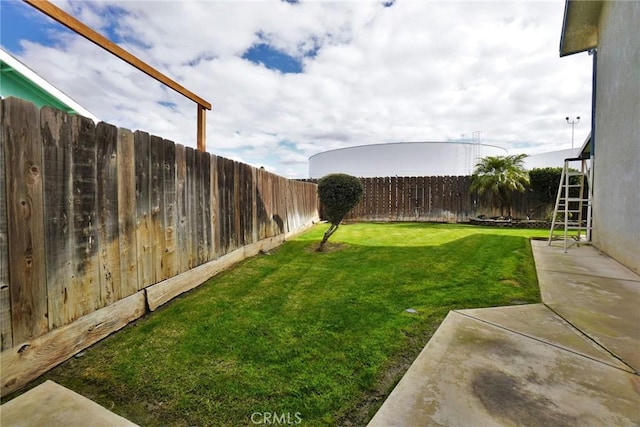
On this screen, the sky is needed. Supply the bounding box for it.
[0,0,593,178]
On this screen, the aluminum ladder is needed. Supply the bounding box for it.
[548,157,593,252]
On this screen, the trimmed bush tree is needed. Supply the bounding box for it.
[317,173,364,251]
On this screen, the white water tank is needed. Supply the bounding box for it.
[308,141,508,178]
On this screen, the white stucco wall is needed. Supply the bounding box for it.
[308,142,507,178]
[591,1,640,273]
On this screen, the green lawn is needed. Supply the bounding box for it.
[14,223,547,426]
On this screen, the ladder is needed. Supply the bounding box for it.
[548,157,593,252]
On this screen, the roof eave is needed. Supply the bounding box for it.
[559,0,603,57]
[579,133,591,158]
[0,48,100,123]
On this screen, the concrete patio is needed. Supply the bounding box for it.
[369,240,640,426]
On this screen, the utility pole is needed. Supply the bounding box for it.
[566,116,580,150]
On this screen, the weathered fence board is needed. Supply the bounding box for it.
[117,128,138,296]
[149,134,165,283]
[194,149,206,265]
[210,154,219,259]
[239,163,248,245]
[277,176,287,235]
[201,152,212,261]
[255,168,267,241]
[134,131,153,288]
[200,151,212,263]
[265,171,275,238]
[286,180,296,232]
[220,157,236,252]
[241,163,254,246]
[0,100,11,351]
[251,168,258,243]
[0,288,9,351]
[261,172,272,236]
[175,144,189,273]
[215,155,227,253]
[399,177,407,220]
[96,122,121,305]
[186,147,197,268]
[272,174,280,236]
[70,114,101,321]
[3,98,48,343]
[232,161,241,249]
[162,139,177,279]
[41,107,73,330]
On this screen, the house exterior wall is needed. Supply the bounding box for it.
[592,1,640,273]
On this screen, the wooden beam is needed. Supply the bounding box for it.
[24,0,211,111]
[197,104,206,152]
[24,0,211,151]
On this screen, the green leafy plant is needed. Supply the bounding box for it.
[528,167,563,204]
[471,154,530,217]
[317,173,364,250]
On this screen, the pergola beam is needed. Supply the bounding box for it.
[24,0,212,151]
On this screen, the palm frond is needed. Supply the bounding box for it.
[471,154,530,215]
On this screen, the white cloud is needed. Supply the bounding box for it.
[13,0,592,177]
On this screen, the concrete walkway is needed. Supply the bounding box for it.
[0,380,138,426]
[369,240,640,426]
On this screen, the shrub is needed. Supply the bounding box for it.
[528,167,563,204]
[317,174,364,250]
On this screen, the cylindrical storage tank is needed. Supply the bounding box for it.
[308,141,508,178]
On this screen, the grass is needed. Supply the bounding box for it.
[10,223,548,426]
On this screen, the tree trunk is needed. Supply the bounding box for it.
[318,223,339,251]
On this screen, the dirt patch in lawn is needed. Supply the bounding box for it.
[305,242,350,253]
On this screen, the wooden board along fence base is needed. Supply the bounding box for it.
[1,291,146,397]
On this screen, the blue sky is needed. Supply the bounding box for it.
[243,43,307,74]
[1,0,592,178]
[2,1,54,51]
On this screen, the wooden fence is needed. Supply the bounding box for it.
[340,176,545,222]
[0,98,318,395]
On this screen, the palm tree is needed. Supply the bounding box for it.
[470,154,530,218]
